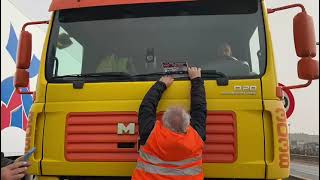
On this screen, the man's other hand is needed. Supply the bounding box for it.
[188,67,201,80]
[1,161,30,180]
[14,156,25,163]
[160,76,174,88]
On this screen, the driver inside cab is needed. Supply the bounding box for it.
[206,42,250,76]
[218,43,250,68]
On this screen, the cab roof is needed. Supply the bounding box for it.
[49,0,191,11]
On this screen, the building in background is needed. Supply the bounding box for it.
[290,133,319,156]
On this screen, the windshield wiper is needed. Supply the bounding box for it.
[51,71,227,85]
[53,72,132,79]
[201,70,229,86]
[81,72,131,78]
[133,72,168,77]
[134,71,228,85]
[133,72,189,80]
[52,72,133,88]
[52,74,82,79]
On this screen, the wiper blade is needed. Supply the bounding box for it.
[135,70,227,78]
[134,70,228,81]
[52,72,132,81]
[133,72,189,80]
[81,72,131,77]
[53,72,131,79]
[134,69,192,77]
[52,74,82,79]
[133,72,168,77]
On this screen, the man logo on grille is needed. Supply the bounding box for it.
[117,123,135,135]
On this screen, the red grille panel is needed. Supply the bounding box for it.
[204,112,237,163]
[65,113,139,162]
[65,112,237,163]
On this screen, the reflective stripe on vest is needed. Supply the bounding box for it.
[139,149,202,166]
[136,161,202,176]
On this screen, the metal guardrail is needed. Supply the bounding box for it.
[291,154,319,158]
[290,154,319,164]
[290,175,308,180]
[291,154,319,162]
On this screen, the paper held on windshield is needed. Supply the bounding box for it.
[162,62,188,78]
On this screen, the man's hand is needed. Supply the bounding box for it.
[160,76,174,88]
[14,156,24,163]
[188,67,201,80]
[1,161,30,180]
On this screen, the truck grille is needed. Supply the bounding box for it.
[65,112,237,163]
[65,113,139,162]
[204,112,237,163]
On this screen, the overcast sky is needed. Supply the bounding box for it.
[4,0,319,135]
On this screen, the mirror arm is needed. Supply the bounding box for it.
[15,88,34,95]
[282,80,312,90]
[22,20,49,31]
[268,4,305,14]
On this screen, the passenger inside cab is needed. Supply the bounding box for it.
[96,53,136,74]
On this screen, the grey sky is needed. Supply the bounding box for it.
[5,0,319,135]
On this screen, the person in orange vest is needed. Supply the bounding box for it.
[132,67,207,180]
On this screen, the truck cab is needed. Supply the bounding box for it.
[14,0,318,179]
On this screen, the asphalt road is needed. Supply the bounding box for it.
[290,162,319,180]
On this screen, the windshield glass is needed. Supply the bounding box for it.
[46,0,266,82]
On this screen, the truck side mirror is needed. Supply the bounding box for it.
[17,30,32,69]
[15,30,32,89]
[293,12,319,81]
[15,68,30,88]
[57,33,73,49]
[268,4,319,90]
[293,12,316,58]
[14,20,49,94]
[297,57,319,80]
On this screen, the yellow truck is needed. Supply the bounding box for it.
[14,0,319,179]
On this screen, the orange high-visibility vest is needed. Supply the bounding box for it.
[132,121,204,180]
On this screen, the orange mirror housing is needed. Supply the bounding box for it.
[16,30,32,69]
[14,20,48,94]
[297,57,319,80]
[14,68,29,88]
[293,12,316,58]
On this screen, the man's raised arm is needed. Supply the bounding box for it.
[188,67,207,141]
[138,76,173,145]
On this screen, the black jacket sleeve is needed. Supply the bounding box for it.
[138,81,167,145]
[1,152,13,168]
[190,77,207,141]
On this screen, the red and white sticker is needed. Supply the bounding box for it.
[278,83,295,118]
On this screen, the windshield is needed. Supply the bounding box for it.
[46,0,266,82]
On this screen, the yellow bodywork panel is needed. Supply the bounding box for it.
[40,79,265,178]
